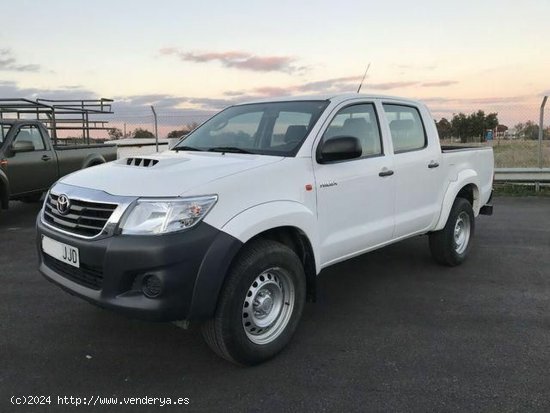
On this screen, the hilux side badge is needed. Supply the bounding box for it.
[320,181,338,188]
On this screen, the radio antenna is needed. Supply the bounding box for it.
[357,63,371,93]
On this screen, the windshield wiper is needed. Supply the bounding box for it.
[207,146,255,154]
[173,145,204,152]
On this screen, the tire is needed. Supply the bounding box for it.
[201,239,306,365]
[429,197,475,266]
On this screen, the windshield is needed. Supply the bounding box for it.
[173,100,329,156]
[0,123,11,146]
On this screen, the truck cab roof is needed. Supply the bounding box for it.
[239,93,423,106]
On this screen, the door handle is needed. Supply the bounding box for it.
[41,155,51,161]
[378,168,394,177]
[428,161,439,169]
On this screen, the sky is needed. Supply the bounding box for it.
[1,0,549,130]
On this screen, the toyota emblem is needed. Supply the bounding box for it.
[56,194,71,215]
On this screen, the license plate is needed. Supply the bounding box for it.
[42,236,80,268]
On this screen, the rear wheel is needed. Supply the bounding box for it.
[429,197,475,266]
[201,239,306,365]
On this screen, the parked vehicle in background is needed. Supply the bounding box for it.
[0,99,117,209]
[36,94,494,365]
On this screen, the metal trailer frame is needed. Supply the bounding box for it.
[0,98,114,145]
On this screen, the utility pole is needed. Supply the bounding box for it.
[539,96,547,169]
[151,105,159,152]
[123,123,126,139]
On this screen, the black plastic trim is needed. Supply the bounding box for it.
[479,204,493,215]
[37,217,243,322]
[480,190,494,216]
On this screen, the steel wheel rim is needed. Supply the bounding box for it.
[242,267,295,345]
[453,211,471,254]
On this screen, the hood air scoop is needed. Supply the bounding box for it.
[124,157,159,167]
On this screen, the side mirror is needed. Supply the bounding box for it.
[12,141,35,153]
[318,136,362,164]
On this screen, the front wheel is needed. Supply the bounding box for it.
[429,197,475,266]
[201,239,306,365]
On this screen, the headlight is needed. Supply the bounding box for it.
[120,195,217,235]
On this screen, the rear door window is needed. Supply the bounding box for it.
[383,104,426,153]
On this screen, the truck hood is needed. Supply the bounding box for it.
[59,151,284,197]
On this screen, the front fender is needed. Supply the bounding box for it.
[220,201,319,267]
[434,169,480,231]
[188,201,318,320]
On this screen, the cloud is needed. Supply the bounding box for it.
[397,63,437,71]
[421,80,459,87]
[160,48,302,73]
[250,86,294,96]
[0,49,41,72]
[367,81,418,90]
[114,94,182,107]
[298,76,363,93]
[222,76,364,98]
[216,76,418,101]
[223,90,246,97]
[423,95,531,106]
[0,80,97,100]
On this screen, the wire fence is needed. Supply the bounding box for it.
[434,97,549,168]
[108,110,215,141]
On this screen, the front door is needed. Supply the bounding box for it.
[314,102,395,267]
[7,124,57,195]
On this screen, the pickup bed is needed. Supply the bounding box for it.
[36,94,493,365]
[0,119,116,207]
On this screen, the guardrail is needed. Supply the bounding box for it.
[494,168,550,181]
[494,168,550,191]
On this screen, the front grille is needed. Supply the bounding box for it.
[43,193,118,237]
[43,255,104,290]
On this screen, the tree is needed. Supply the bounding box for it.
[450,111,499,142]
[166,122,200,139]
[186,122,199,132]
[451,113,468,143]
[436,118,452,139]
[523,121,539,140]
[514,121,539,140]
[132,128,155,139]
[107,127,123,140]
[496,124,508,133]
[485,113,499,131]
[167,129,189,140]
[495,124,508,139]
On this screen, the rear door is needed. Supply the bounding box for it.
[7,124,58,195]
[381,103,442,238]
[314,101,395,266]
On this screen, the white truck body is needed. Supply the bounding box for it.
[37,93,493,365]
[58,94,493,270]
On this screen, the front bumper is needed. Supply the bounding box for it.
[36,216,242,322]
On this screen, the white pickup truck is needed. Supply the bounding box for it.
[36,94,493,365]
